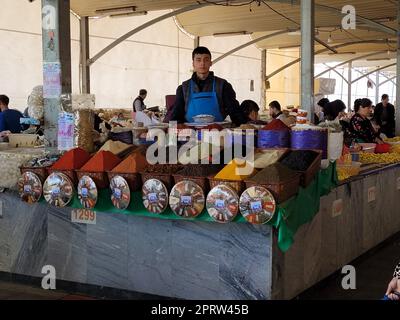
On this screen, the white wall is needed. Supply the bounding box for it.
[0,0,262,112]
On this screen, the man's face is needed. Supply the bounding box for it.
[383,97,389,105]
[193,54,212,75]
[249,111,258,121]
[269,107,275,117]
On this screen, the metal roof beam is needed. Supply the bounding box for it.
[266,40,396,80]
[314,51,387,78]
[322,63,348,84]
[266,0,397,35]
[212,28,299,65]
[379,75,396,86]
[88,2,211,65]
[351,63,396,83]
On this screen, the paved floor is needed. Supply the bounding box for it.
[0,233,399,300]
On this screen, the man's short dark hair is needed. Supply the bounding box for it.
[382,94,389,101]
[192,46,212,60]
[317,98,330,107]
[269,100,281,111]
[0,95,9,106]
[139,89,147,96]
[241,100,259,115]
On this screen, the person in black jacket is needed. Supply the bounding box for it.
[374,94,395,138]
[170,46,246,126]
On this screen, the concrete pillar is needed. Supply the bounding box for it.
[348,62,352,110]
[80,17,90,94]
[375,71,380,105]
[396,2,400,135]
[300,0,315,121]
[41,0,72,149]
[261,49,267,111]
[194,36,200,48]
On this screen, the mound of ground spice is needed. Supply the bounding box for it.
[262,119,290,131]
[214,159,255,181]
[280,150,318,171]
[51,148,91,170]
[80,150,121,172]
[111,150,149,173]
[249,163,297,183]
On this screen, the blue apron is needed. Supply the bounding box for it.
[186,79,224,123]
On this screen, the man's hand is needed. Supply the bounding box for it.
[385,277,400,300]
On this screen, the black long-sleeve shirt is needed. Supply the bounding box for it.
[170,72,246,126]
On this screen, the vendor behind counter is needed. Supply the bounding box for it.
[0,95,27,133]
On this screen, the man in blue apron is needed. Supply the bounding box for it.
[170,47,246,126]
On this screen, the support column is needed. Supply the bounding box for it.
[396,2,400,135]
[261,49,267,111]
[348,62,352,110]
[194,36,200,48]
[80,16,90,94]
[300,0,315,121]
[375,71,380,105]
[41,0,72,149]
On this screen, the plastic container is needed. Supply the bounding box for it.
[297,109,308,117]
[296,117,307,124]
[8,134,39,148]
[375,143,391,154]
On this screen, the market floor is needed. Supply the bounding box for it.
[0,232,399,300]
[297,231,400,300]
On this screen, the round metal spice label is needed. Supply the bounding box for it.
[110,175,131,210]
[169,180,205,218]
[18,171,43,204]
[78,175,98,209]
[206,184,239,223]
[239,186,276,224]
[43,172,74,207]
[142,179,169,214]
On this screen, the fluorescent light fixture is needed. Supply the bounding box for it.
[213,31,250,37]
[95,6,136,15]
[110,11,148,18]
[287,30,301,36]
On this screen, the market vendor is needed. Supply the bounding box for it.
[348,98,383,144]
[0,95,25,133]
[170,46,246,126]
[240,100,267,125]
[268,100,286,121]
[133,89,147,112]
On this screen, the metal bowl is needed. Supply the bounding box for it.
[193,114,215,124]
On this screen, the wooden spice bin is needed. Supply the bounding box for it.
[278,149,322,187]
[140,165,184,190]
[172,174,210,193]
[76,170,109,189]
[107,171,142,192]
[20,165,52,182]
[244,174,301,204]
[208,177,245,194]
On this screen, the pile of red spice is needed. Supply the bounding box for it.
[51,148,91,170]
[262,119,290,131]
[80,150,121,172]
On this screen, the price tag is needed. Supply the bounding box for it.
[215,199,225,209]
[148,193,158,203]
[250,201,262,212]
[367,186,376,203]
[71,209,96,225]
[113,188,122,199]
[180,195,192,206]
[24,185,32,194]
[332,199,343,217]
[397,177,400,191]
[81,187,88,198]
